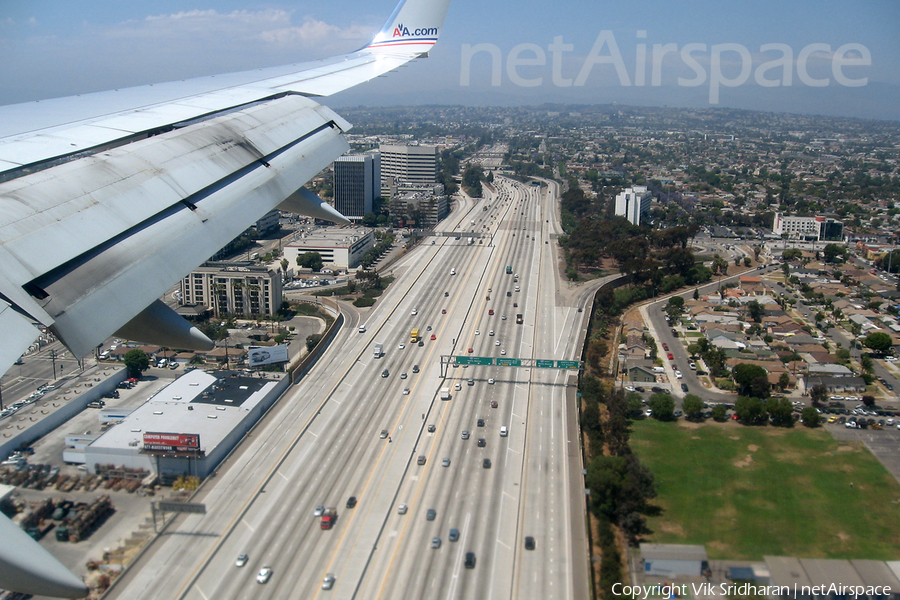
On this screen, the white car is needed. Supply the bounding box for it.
[674,370,683,379]
[398,343,405,349]
[257,567,273,584]
[625,386,636,392]
[314,505,325,517]
[488,378,495,384]
[489,330,494,336]
[501,315,507,320]
[411,308,417,315]
[475,330,480,335]
[500,350,506,355]
[403,388,410,395]
[235,553,249,567]
[494,340,500,346]
[397,503,408,514]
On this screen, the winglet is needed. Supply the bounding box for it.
[366,0,451,57]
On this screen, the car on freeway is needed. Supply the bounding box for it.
[427,424,436,433]
[346,496,357,509]
[475,330,480,335]
[465,552,476,568]
[501,315,507,320]
[417,455,426,465]
[398,504,408,515]
[400,372,407,379]
[477,418,485,427]
[426,509,436,521]
[483,458,492,468]
[403,388,410,395]
[449,528,460,542]
[322,573,336,590]
[468,347,474,353]
[494,340,500,346]
[524,536,536,550]
[500,349,506,355]
[381,369,389,378]
[488,378,495,384]
[380,430,389,439]
[430,334,436,340]
[477,438,486,447]
[411,308,417,315]
[398,343,405,349]
[461,430,470,439]
[442,309,447,314]
[491,400,498,408]
[314,505,325,517]
[442,458,451,467]
[257,567,273,584]
[431,537,442,549]
[235,553,249,567]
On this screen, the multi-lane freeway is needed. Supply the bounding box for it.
[107,176,591,600]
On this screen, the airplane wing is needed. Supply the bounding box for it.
[0,0,451,382]
[0,0,450,596]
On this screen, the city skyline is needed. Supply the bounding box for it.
[1,0,899,121]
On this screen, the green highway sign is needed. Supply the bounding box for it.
[455,356,493,366]
[497,358,521,367]
[557,360,580,369]
[536,360,555,368]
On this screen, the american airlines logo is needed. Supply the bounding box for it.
[392,23,439,38]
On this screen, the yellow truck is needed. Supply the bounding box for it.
[410,328,420,343]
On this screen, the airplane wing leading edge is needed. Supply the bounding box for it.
[0,0,450,596]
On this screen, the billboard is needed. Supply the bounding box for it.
[143,432,201,452]
[248,345,289,367]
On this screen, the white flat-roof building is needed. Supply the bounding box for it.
[379,144,438,198]
[615,186,653,225]
[84,369,287,482]
[773,213,844,241]
[284,226,374,270]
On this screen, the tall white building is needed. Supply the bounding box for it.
[614,186,653,225]
[379,144,438,198]
[333,154,380,223]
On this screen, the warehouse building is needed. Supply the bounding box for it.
[83,369,288,482]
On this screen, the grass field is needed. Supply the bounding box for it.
[630,419,900,559]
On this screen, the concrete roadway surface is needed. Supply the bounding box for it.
[106,176,590,600]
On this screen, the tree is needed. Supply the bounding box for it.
[862,395,875,407]
[766,397,794,427]
[778,372,791,391]
[732,363,768,396]
[123,349,150,378]
[297,252,324,272]
[746,300,765,323]
[823,243,847,264]
[782,248,803,262]
[734,395,766,424]
[749,375,771,399]
[682,394,704,420]
[810,384,828,407]
[864,331,893,354]
[801,406,821,427]
[711,404,728,421]
[693,288,700,300]
[648,393,675,421]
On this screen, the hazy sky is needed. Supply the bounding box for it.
[2,0,898,120]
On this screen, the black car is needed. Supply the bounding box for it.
[524,536,535,550]
[681,383,689,393]
[483,458,491,468]
[477,438,486,447]
[346,496,357,509]
[477,418,485,427]
[465,552,476,568]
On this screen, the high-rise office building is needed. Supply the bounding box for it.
[614,186,653,225]
[333,154,380,223]
[378,144,438,198]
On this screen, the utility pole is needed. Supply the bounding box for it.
[50,349,57,380]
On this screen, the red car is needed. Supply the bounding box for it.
[662,343,669,351]
[430,334,436,340]
[488,309,494,315]
[667,352,674,360]
[491,400,498,408]
[468,347,474,353]
[441,309,447,314]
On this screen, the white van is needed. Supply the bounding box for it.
[499,426,508,437]
[358,325,366,333]
[652,366,665,373]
